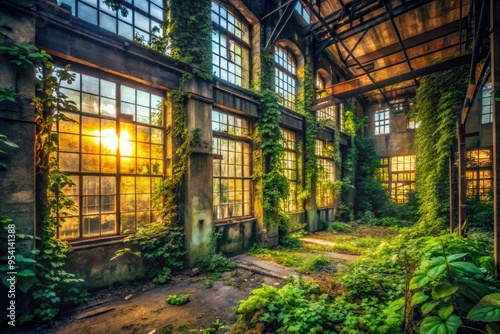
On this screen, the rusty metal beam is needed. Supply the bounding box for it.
[302,0,392,105]
[345,18,468,67]
[315,0,434,44]
[325,53,472,98]
[264,0,298,51]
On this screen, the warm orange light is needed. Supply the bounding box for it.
[94,129,133,156]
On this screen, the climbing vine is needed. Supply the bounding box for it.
[412,62,469,234]
[0,43,86,322]
[295,59,319,200]
[258,52,289,226]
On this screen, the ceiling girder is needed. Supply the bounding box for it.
[316,0,434,48]
[344,17,468,67]
[302,0,392,105]
[322,53,471,99]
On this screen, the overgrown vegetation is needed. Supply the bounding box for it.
[0,43,86,323]
[412,63,470,233]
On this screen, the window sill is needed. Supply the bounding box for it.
[69,235,129,251]
[214,216,256,226]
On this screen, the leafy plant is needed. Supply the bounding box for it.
[405,234,500,333]
[0,43,86,323]
[236,277,339,334]
[202,319,227,334]
[166,293,190,305]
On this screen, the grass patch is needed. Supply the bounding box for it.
[250,247,331,274]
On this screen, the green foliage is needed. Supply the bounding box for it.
[0,43,85,323]
[0,133,18,169]
[406,234,500,333]
[201,319,227,334]
[326,221,353,233]
[466,197,494,229]
[102,0,129,16]
[169,0,212,80]
[296,59,319,200]
[0,86,17,103]
[352,122,391,218]
[413,63,469,233]
[236,277,339,334]
[166,293,190,305]
[0,217,37,293]
[258,52,290,227]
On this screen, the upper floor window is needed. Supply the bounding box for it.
[481,82,493,124]
[407,120,420,129]
[54,67,165,240]
[211,1,250,88]
[315,74,325,91]
[339,103,345,132]
[275,45,297,110]
[280,129,298,212]
[294,1,310,24]
[374,109,389,135]
[59,0,164,43]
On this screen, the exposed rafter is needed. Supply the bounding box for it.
[344,18,468,67]
[320,53,471,99]
[302,0,392,105]
[264,0,299,51]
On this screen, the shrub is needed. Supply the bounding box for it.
[327,221,353,233]
[236,277,339,333]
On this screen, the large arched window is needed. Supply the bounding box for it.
[211,1,251,88]
[275,45,297,110]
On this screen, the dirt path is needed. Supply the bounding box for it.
[300,237,360,261]
[22,256,310,334]
[13,246,359,334]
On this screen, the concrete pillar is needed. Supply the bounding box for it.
[183,78,214,266]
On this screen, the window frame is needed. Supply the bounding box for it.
[274,44,297,111]
[60,0,165,44]
[315,139,336,208]
[212,109,253,221]
[466,148,493,200]
[481,82,493,124]
[54,64,166,241]
[374,108,390,135]
[211,1,251,89]
[280,128,299,212]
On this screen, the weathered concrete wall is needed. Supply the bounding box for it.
[0,2,37,253]
[65,241,143,290]
[465,97,493,148]
[215,219,257,255]
[367,102,416,157]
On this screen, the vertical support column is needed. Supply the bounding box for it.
[491,0,500,277]
[183,78,214,266]
[449,151,455,233]
[456,119,467,236]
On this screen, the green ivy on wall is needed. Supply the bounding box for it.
[258,52,289,226]
[412,62,469,234]
[295,59,319,200]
